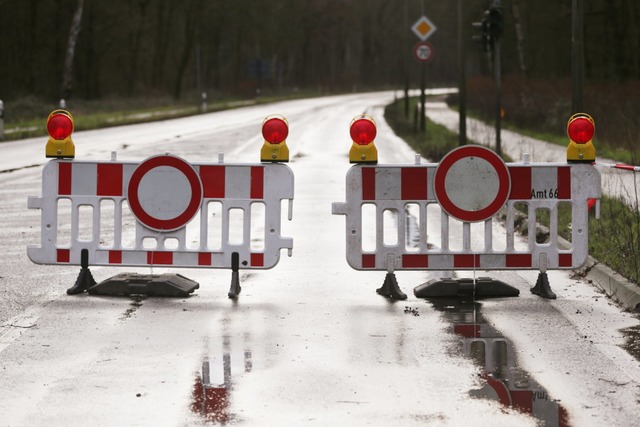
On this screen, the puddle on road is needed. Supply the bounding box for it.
[429,298,571,426]
[191,334,252,424]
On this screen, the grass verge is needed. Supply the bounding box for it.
[384,97,459,161]
[590,195,640,284]
[1,99,252,141]
[0,89,323,142]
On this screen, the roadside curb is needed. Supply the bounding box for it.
[580,257,640,312]
[553,229,639,312]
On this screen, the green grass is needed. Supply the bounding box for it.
[1,99,248,141]
[0,89,323,142]
[384,97,459,162]
[590,195,640,284]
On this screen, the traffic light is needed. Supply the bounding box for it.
[260,114,289,162]
[566,113,596,163]
[472,7,502,53]
[348,114,378,164]
[45,109,75,158]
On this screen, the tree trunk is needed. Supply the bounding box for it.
[125,0,151,95]
[61,0,84,100]
[152,0,178,91]
[511,0,527,78]
[173,0,202,100]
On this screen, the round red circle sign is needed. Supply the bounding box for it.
[434,145,510,222]
[414,42,434,62]
[127,155,203,231]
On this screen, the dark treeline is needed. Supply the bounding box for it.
[0,0,639,103]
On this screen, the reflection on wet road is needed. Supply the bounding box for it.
[191,334,252,424]
[430,299,570,427]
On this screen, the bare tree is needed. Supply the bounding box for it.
[125,0,151,95]
[173,0,203,99]
[511,0,527,78]
[61,0,84,100]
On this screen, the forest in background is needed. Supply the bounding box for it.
[2,1,639,99]
[1,0,640,150]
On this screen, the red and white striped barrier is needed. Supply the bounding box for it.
[28,153,294,271]
[332,146,601,274]
[597,162,640,172]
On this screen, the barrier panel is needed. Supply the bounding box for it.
[28,153,294,296]
[332,145,601,299]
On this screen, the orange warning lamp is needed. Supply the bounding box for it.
[566,113,596,163]
[45,109,75,159]
[349,114,378,164]
[260,114,289,162]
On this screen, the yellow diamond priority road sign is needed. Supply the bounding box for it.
[411,15,437,41]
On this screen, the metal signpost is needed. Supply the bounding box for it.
[572,0,584,113]
[411,15,437,133]
[491,1,503,156]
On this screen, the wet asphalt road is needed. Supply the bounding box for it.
[1,92,639,426]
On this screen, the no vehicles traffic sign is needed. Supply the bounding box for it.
[434,145,511,222]
[127,154,203,231]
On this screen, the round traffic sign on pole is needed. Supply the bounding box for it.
[414,42,434,63]
[127,154,203,231]
[434,145,511,222]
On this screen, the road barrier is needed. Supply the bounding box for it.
[29,111,294,298]
[29,153,293,265]
[333,144,601,300]
[28,153,293,296]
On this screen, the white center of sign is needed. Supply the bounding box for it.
[137,166,191,220]
[444,157,500,212]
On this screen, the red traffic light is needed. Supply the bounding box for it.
[350,116,377,145]
[262,115,288,144]
[567,116,594,144]
[47,112,74,140]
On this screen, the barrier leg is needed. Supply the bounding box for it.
[228,252,241,299]
[67,249,97,295]
[376,273,407,300]
[530,272,557,299]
